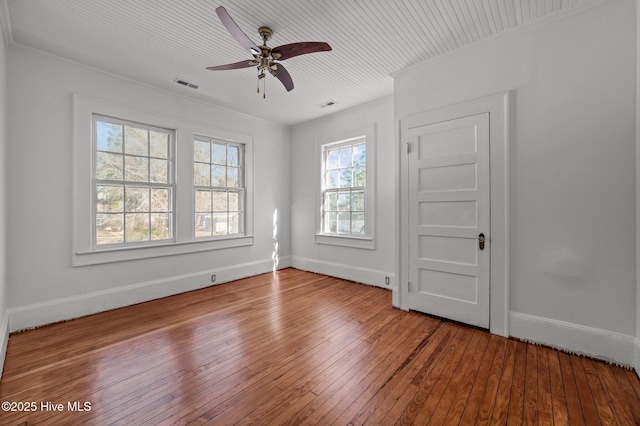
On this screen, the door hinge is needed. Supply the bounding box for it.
[408,281,412,292]
[406,141,411,154]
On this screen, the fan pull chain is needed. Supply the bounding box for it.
[263,76,266,99]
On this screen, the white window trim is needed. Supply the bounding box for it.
[315,125,376,249]
[73,94,254,267]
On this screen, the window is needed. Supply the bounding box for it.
[73,95,254,266]
[322,138,366,236]
[194,137,244,238]
[93,115,174,247]
[316,125,375,249]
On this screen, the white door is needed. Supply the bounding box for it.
[407,112,490,328]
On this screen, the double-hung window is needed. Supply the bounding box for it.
[74,95,254,266]
[317,126,375,249]
[193,137,244,238]
[322,138,366,235]
[93,115,174,247]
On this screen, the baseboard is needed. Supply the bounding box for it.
[290,255,394,290]
[8,257,291,332]
[634,339,640,378]
[0,310,8,379]
[510,312,635,367]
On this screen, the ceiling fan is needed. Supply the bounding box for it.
[207,6,332,97]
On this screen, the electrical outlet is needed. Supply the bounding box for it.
[211,274,216,283]
[385,276,390,286]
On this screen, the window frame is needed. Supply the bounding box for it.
[315,125,376,249]
[92,114,176,249]
[193,136,246,239]
[73,94,254,267]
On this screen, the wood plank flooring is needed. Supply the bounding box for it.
[1,268,639,425]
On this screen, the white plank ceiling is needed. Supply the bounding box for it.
[4,0,597,125]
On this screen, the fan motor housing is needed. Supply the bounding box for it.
[258,26,273,42]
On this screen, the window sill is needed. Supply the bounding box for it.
[73,235,253,267]
[315,234,375,250]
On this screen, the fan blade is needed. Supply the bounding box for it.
[271,42,332,61]
[215,6,261,55]
[206,60,258,71]
[272,63,294,92]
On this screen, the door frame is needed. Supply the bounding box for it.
[394,92,510,337]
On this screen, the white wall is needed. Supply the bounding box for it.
[290,97,396,288]
[5,47,291,330]
[636,0,640,375]
[395,0,637,365]
[0,13,8,376]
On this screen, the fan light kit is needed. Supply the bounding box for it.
[207,6,332,98]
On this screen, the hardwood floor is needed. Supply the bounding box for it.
[1,268,639,425]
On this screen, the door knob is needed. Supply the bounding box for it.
[478,233,485,251]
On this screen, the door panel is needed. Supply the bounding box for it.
[408,112,490,328]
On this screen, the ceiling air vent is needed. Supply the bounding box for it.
[174,79,199,89]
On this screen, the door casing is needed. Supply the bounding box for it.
[395,91,510,337]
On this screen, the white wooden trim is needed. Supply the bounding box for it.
[396,91,509,337]
[290,256,394,290]
[510,312,636,368]
[0,310,8,379]
[635,340,640,378]
[8,256,291,332]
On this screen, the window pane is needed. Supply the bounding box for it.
[151,213,170,240]
[228,145,239,167]
[195,190,212,212]
[194,163,210,186]
[337,192,350,211]
[211,213,228,235]
[326,192,338,211]
[339,168,353,188]
[96,185,123,212]
[337,213,350,234]
[327,149,339,169]
[325,212,337,233]
[353,143,366,166]
[195,213,212,237]
[228,212,239,234]
[353,167,366,187]
[227,167,239,187]
[339,146,352,168]
[194,140,210,162]
[212,143,226,165]
[125,213,149,241]
[151,188,170,212]
[228,192,239,211]
[351,213,365,235]
[211,165,226,187]
[125,186,149,212]
[150,131,169,158]
[124,156,149,182]
[352,191,365,212]
[326,170,339,189]
[96,152,123,180]
[125,126,148,156]
[96,214,123,244]
[96,121,123,153]
[213,191,228,212]
[150,159,168,183]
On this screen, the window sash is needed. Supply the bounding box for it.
[320,137,367,238]
[193,137,245,239]
[92,115,176,249]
